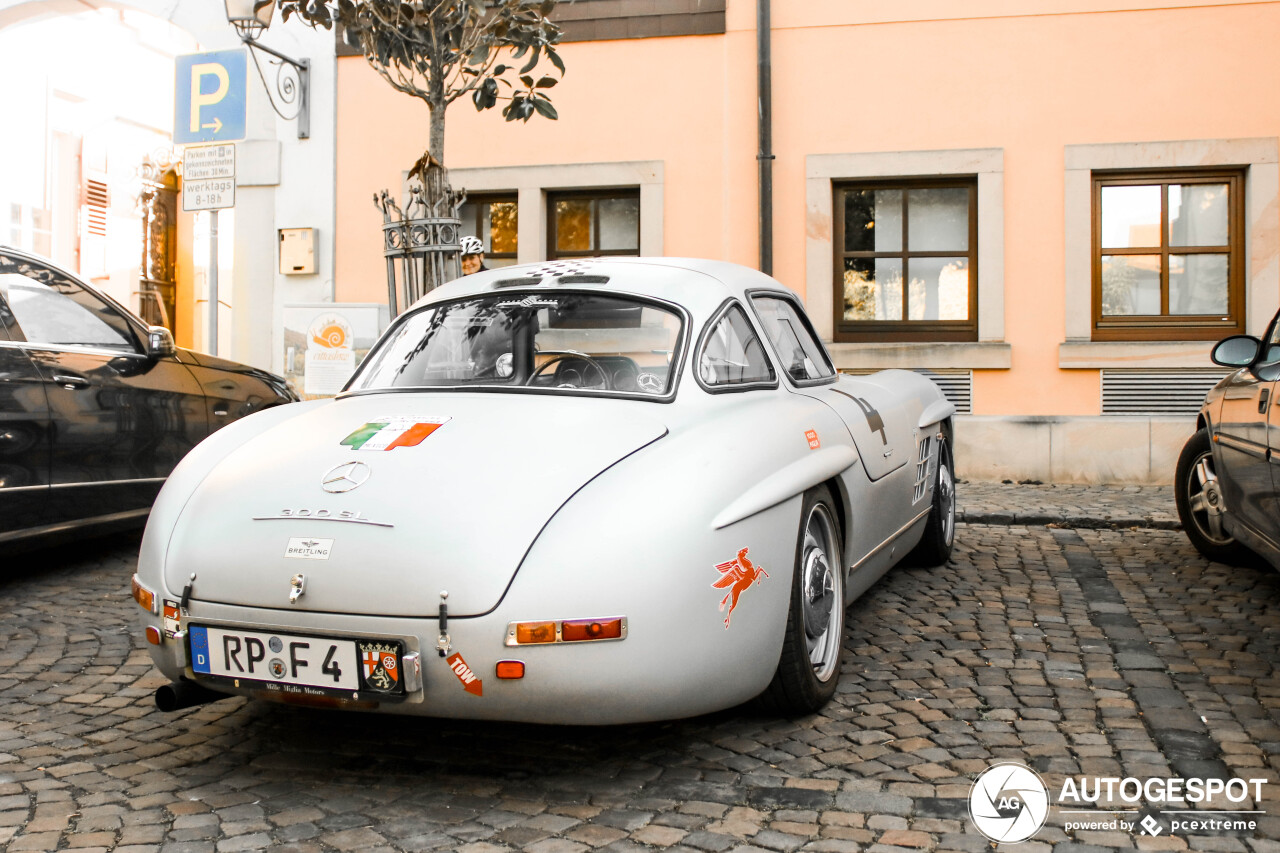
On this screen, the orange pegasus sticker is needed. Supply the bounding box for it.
[712,547,769,628]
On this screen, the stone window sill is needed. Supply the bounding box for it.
[1058,340,1216,369]
[826,341,1011,371]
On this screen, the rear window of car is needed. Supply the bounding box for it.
[350,292,684,398]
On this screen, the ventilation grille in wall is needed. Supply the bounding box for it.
[1100,369,1229,415]
[840,369,973,415]
[85,178,109,237]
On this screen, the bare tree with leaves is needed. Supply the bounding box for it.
[274,0,564,305]
[278,0,564,168]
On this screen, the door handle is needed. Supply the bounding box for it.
[51,374,89,390]
[212,406,230,417]
[1260,388,1271,415]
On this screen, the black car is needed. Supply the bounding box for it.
[1176,309,1280,569]
[0,247,297,546]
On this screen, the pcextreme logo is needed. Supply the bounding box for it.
[968,762,1269,844]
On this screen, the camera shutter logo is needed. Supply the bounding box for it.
[969,762,1050,843]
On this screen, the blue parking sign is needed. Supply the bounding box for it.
[174,50,247,144]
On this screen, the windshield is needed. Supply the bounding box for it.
[350,292,684,397]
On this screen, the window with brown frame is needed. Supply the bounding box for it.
[459,193,518,268]
[833,179,978,343]
[1092,170,1244,341]
[547,189,640,260]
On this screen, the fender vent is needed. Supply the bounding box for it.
[913,436,933,503]
[1101,369,1228,415]
[839,368,972,415]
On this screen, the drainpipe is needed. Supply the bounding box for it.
[757,0,774,275]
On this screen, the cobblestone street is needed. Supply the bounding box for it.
[2,492,1279,852]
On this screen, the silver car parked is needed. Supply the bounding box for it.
[133,258,956,724]
[1176,307,1280,569]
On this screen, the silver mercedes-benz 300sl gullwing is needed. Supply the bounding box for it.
[133,258,956,724]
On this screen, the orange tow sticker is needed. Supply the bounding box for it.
[446,652,483,696]
[805,429,821,450]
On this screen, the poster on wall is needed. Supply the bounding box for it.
[283,303,389,399]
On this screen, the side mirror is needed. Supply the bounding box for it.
[147,326,177,357]
[1210,334,1260,367]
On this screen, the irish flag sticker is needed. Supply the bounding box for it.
[341,416,451,451]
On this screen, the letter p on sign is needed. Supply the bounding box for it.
[190,63,230,132]
[174,50,247,144]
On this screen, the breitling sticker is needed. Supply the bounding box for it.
[359,642,400,693]
[341,415,451,451]
[712,547,769,628]
[284,538,334,560]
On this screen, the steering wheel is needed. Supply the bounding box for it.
[526,352,611,390]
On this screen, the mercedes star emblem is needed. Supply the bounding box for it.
[321,461,371,493]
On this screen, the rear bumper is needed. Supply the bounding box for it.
[142,596,765,725]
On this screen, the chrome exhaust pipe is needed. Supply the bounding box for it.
[155,681,226,712]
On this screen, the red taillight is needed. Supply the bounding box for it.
[145,626,163,645]
[560,618,623,642]
[507,617,627,646]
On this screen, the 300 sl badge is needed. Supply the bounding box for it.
[252,509,393,528]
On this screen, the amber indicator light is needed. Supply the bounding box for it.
[561,618,623,642]
[131,575,157,614]
[495,660,525,679]
[514,622,556,644]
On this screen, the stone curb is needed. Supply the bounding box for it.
[960,510,1182,530]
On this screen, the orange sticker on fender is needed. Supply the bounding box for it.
[712,547,769,628]
[805,429,820,450]
[446,652,483,696]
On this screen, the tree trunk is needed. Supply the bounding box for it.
[428,104,446,166]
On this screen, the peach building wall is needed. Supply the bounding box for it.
[334,0,1279,424]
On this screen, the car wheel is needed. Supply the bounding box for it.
[904,436,956,567]
[758,485,844,715]
[1175,428,1252,564]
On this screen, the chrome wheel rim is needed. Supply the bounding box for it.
[801,503,842,683]
[1186,449,1233,545]
[938,454,955,547]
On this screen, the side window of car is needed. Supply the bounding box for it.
[1263,315,1280,365]
[0,267,137,352]
[1256,314,1280,378]
[697,304,775,388]
[0,294,17,341]
[750,295,836,383]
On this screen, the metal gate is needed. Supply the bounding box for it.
[137,153,179,332]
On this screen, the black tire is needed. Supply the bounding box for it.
[904,436,956,567]
[1175,429,1252,564]
[758,486,845,715]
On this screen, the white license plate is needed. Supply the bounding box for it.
[189,625,360,691]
